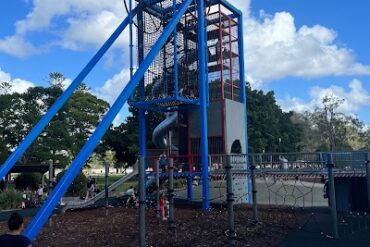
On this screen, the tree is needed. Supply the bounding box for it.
[65,89,110,158]
[290,112,323,152]
[0,92,30,162]
[22,86,72,167]
[246,83,303,153]
[292,95,366,152]
[0,81,12,94]
[103,83,165,167]
[0,72,110,168]
[104,150,117,165]
[308,95,363,152]
[48,72,66,89]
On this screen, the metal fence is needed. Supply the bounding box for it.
[206,152,370,240]
[248,151,369,171]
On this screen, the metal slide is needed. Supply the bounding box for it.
[64,162,138,210]
[151,50,199,149]
[151,45,214,150]
[152,112,178,149]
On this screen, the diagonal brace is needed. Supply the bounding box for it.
[0,5,141,181]
[24,0,193,240]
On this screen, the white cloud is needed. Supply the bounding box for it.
[279,79,370,114]
[1,0,370,90]
[96,69,130,104]
[225,1,370,87]
[0,68,11,82]
[0,36,38,58]
[15,0,123,34]
[95,69,131,126]
[61,10,129,50]
[0,0,128,57]
[10,79,35,94]
[244,12,370,87]
[0,67,34,93]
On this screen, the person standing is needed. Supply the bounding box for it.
[124,186,135,207]
[323,179,330,206]
[91,178,97,197]
[279,156,289,170]
[159,152,167,173]
[0,213,32,247]
[37,184,44,200]
[159,193,167,220]
[85,176,93,201]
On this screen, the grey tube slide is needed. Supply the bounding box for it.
[152,112,178,149]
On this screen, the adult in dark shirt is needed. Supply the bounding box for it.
[0,212,32,247]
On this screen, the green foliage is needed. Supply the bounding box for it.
[66,90,110,158]
[0,190,23,210]
[293,95,366,152]
[56,170,87,196]
[104,150,117,165]
[48,72,66,88]
[113,161,125,173]
[0,81,12,94]
[103,104,165,167]
[0,72,110,168]
[14,173,42,190]
[246,83,303,153]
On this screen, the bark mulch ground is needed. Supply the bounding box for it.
[0,205,307,247]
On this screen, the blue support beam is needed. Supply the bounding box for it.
[197,0,210,212]
[23,0,193,240]
[238,14,249,154]
[217,0,241,16]
[0,5,140,182]
[162,0,241,17]
[187,176,193,201]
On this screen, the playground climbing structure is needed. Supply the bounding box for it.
[0,0,247,241]
[131,1,248,208]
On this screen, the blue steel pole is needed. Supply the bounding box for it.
[173,0,179,97]
[204,15,209,104]
[137,7,146,247]
[137,3,146,180]
[129,0,134,102]
[23,0,193,240]
[0,7,139,181]
[197,0,210,212]
[129,0,134,79]
[238,14,249,154]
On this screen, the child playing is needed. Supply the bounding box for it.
[159,193,167,220]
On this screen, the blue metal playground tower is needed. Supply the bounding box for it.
[0,0,246,241]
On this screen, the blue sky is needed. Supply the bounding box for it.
[0,0,370,124]
[248,0,370,122]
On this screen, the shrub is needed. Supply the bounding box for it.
[56,170,87,197]
[0,190,23,210]
[14,173,42,191]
